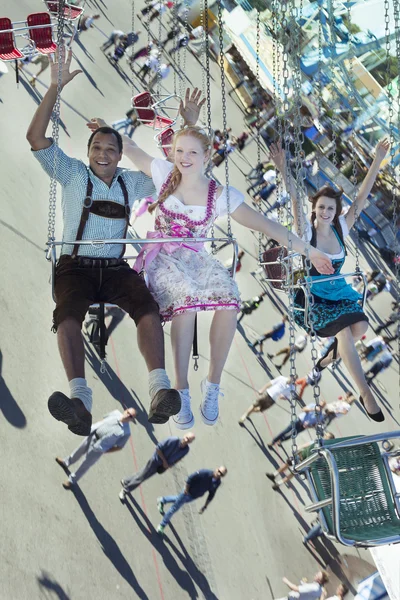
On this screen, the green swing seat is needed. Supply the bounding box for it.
[296,433,400,547]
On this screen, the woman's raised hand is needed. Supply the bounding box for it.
[269,141,286,172]
[50,45,82,89]
[375,138,390,163]
[309,247,334,275]
[86,118,108,132]
[179,87,206,127]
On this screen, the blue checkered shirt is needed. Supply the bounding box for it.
[33,142,156,258]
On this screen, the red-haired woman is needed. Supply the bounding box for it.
[271,139,389,422]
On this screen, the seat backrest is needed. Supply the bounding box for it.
[262,246,287,290]
[158,127,175,158]
[45,1,83,20]
[0,17,16,54]
[27,12,53,49]
[132,92,156,124]
[153,115,174,131]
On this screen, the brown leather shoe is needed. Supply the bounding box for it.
[148,389,181,424]
[48,392,92,436]
[55,457,67,468]
[62,480,73,490]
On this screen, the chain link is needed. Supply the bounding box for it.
[392,0,400,409]
[130,0,136,98]
[47,0,66,246]
[255,9,263,262]
[217,0,232,240]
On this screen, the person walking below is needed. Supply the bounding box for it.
[274,570,329,600]
[268,401,334,447]
[156,466,227,535]
[365,349,393,384]
[249,315,288,354]
[269,334,308,369]
[238,375,295,425]
[55,408,137,489]
[119,433,195,501]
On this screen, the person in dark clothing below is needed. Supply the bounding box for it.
[268,401,334,447]
[156,466,227,535]
[365,349,393,383]
[249,315,288,354]
[238,291,267,323]
[119,433,195,501]
[376,301,400,334]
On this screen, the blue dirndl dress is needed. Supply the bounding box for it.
[293,225,368,337]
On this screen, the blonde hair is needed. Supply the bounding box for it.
[148,126,213,214]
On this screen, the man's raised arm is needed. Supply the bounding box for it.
[26,47,81,150]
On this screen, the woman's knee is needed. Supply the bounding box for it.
[351,320,368,340]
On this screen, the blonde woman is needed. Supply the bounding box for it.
[88,120,333,429]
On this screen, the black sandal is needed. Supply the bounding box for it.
[315,338,338,373]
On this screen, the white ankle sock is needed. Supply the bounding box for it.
[69,378,93,413]
[149,369,171,399]
[205,378,220,389]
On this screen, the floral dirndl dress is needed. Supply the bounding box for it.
[134,159,243,322]
[293,223,368,337]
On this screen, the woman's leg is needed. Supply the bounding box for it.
[208,309,237,384]
[336,326,380,414]
[170,312,197,389]
[319,320,368,369]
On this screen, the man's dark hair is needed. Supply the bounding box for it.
[87,127,123,153]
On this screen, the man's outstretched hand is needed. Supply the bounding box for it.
[50,45,82,89]
[179,87,206,127]
[86,118,108,132]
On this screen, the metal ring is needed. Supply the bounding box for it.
[84,196,93,208]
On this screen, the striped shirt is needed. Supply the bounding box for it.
[92,410,131,452]
[33,142,156,258]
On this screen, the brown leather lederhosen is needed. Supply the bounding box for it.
[71,173,130,259]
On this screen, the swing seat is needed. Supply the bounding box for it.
[131,92,179,130]
[0,18,24,60]
[262,246,304,290]
[298,433,400,547]
[44,1,84,20]
[155,126,175,157]
[27,13,57,55]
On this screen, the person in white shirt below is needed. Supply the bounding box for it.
[326,583,348,600]
[275,570,329,600]
[268,334,308,369]
[238,375,295,425]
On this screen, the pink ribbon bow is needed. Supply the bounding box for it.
[133,225,202,272]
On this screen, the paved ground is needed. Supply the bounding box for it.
[0,1,399,599]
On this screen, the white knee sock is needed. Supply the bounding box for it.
[149,369,171,399]
[69,378,93,413]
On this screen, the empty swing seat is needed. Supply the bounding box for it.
[27,13,57,54]
[300,434,400,547]
[156,126,175,157]
[132,92,176,130]
[0,18,24,60]
[44,1,84,20]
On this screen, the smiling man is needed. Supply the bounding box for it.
[26,48,201,435]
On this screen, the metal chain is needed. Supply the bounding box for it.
[217,0,232,239]
[255,9,263,263]
[200,0,206,123]
[327,0,338,168]
[156,3,163,96]
[346,3,361,274]
[47,0,66,246]
[392,0,400,408]
[130,0,136,98]
[203,0,215,250]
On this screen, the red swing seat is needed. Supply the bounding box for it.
[0,17,24,60]
[44,1,84,20]
[156,127,175,157]
[262,246,288,290]
[132,92,175,130]
[27,12,57,55]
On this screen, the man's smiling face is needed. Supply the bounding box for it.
[87,132,122,182]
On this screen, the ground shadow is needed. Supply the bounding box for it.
[240,418,280,464]
[18,75,70,135]
[72,53,104,94]
[0,350,27,428]
[36,571,71,600]
[84,338,158,444]
[72,486,148,599]
[0,218,44,253]
[124,496,202,599]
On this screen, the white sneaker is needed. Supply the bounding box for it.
[172,389,194,429]
[200,379,223,426]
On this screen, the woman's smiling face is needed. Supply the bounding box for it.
[174,135,208,175]
[314,196,339,225]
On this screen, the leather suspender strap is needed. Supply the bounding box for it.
[72,177,94,258]
[71,174,131,259]
[117,175,130,258]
